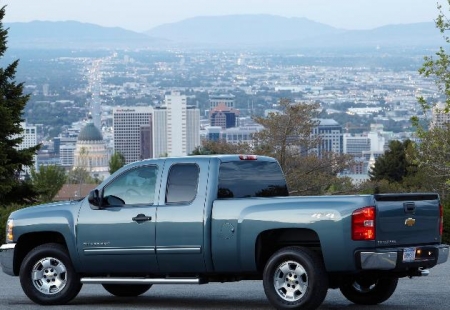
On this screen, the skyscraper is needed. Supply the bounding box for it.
[113,107,153,164]
[16,122,38,177]
[153,92,200,157]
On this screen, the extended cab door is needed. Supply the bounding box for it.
[155,157,210,273]
[76,164,160,274]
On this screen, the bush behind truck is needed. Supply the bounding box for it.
[1,155,448,309]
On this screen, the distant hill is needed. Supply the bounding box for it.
[145,14,343,44]
[2,17,445,50]
[4,21,163,49]
[145,15,444,49]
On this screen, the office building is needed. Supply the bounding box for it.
[209,94,239,129]
[113,106,153,164]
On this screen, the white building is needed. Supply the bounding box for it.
[153,92,200,157]
[430,102,450,130]
[73,121,110,180]
[17,122,38,177]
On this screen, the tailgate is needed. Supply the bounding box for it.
[375,193,441,246]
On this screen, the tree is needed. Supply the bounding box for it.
[30,165,67,202]
[191,139,252,155]
[109,152,126,174]
[416,1,450,115]
[0,6,41,205]
[67,167,97,185]
[369,140,416,183]
[252,98,354,195]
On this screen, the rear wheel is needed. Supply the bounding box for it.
[339,276,398,305]
[19,243,82,305]
[263,246,328,310]
[102,284,152,297]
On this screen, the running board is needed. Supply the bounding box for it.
[81,277,201,285]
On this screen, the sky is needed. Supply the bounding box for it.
[1,0,446,33]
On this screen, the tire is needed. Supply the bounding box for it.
[19,243,82,305]
[339,276,398,305]
[102,284,152,297]
[263,246,328,310]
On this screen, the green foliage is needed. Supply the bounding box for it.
[417,1,450,113]
[67,167,98,185]
[109,152,126,175]
[191,140,252,155]
[0,204,25,242]
[30,165,67,202]
[443,202,450,244]
[369,140,416,183]
[0,6,41,205]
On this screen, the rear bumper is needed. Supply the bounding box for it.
[0,243,16,276]
[357,244,449,270]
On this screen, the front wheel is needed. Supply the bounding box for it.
[263,246,328,310]
[339,276,398,305]
[19,243,82,305]
[102,284,152,297]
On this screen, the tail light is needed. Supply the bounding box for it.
[352,206,376,241]
[439,204,443,236]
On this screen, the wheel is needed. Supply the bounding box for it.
[263,246,328,310]
[102,284,152,297]
[19,243,82,305]
[339,276,398,305]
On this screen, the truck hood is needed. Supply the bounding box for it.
[9,199,83,219]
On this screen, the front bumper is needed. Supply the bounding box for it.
[0,243,16,276]
[357,244,449,271]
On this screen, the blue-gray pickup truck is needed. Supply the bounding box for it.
[0,155,448,309]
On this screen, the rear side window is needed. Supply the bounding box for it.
[218,161,289,199]
[166,164,199,204]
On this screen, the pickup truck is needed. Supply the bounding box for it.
[0,155,448,309]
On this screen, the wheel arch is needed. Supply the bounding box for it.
[14,231,71,275]
[255,228,323,272]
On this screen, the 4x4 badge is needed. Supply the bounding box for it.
[405,218,416,227]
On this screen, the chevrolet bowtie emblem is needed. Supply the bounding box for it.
[405,218,416,227]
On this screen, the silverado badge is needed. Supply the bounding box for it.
[405,218,416,227]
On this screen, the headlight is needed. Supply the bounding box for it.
[6,219,13,242]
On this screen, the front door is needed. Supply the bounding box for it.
[77,164,160,274]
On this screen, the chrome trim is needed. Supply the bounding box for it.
[83,247,155,255]
[437,245,449,264]
[156,246,201,254]
[81,277,200,285]
[0,243,16,251]
[360,252,397,270]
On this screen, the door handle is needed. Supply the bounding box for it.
[132,214,152,223]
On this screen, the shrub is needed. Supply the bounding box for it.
[0,204,26,243]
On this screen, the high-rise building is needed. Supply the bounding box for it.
[113,107,153,164]
[16,122,38,177]
[312,119,343,156]
[153,92,200,157]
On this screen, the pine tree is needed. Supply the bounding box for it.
[0,6,41,204]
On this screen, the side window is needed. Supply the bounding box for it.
[165,164,199,204]
[103,165,158,205]
[218,161,289,198]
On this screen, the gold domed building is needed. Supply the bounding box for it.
[73,120,110,180]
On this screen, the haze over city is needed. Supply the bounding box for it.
[1,0,444,32]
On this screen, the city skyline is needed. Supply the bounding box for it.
[1,0,445,33]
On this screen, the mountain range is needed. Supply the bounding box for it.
[4,15,444,50]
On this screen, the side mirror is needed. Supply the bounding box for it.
[88,189,102,209]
